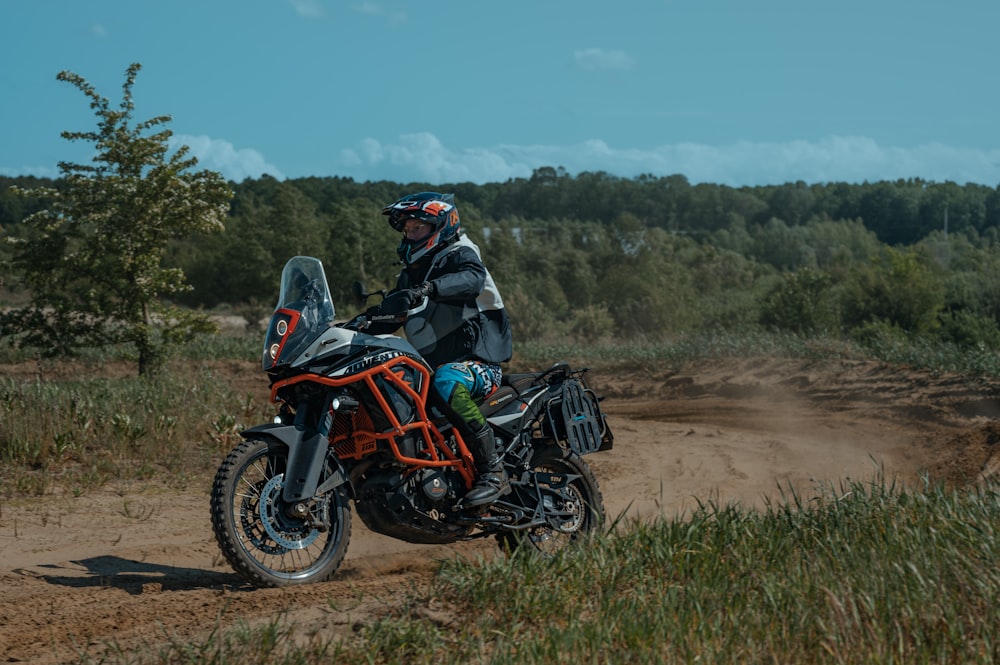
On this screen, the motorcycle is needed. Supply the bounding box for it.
[210,256,614,587]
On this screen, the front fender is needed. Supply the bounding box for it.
[242,423,302,448]
[241,423,348,502]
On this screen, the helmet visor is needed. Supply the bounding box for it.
[403,218,434,241]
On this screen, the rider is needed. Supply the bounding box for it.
[360,192,513,508]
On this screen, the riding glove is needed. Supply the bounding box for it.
[407,281,435,307]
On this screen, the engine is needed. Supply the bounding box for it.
[353,467,473,544]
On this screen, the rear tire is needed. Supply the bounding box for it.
[210,438,352,587]
[496,447,605,555]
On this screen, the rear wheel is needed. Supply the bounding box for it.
[210,438,352,587]
[497,447,605,555]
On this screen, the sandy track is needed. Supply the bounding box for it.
[2,357,998,663]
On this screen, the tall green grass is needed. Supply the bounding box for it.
[516,329,1000,377]
[408,476,1000,664]
[90,476,999,664]
[6,325,999,378]
[0,359,263,497]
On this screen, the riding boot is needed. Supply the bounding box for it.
[463,423,510,508]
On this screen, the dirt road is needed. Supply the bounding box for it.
[2,356,998,663]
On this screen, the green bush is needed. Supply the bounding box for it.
[936,309,1000,348]
[760,268,840,334]
[842,247,945,335]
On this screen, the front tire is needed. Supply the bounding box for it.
[497,447,605,555]
[210,438,352,587]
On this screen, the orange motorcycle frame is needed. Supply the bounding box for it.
[269,355,476,488]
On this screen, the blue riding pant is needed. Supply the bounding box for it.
[433,361,502,430]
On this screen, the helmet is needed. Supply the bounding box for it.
[382,192,461,266]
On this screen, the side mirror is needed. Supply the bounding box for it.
[351,280,368,309]
[352,280,387,309]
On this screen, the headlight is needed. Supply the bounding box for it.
[268,343,280,360]
[330,396,359,412]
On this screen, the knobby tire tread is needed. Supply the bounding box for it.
[210,438,352,588]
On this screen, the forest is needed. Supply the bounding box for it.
[3,169,1000,352]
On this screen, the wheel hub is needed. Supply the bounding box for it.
[544,489,585,533]
[258,474,319,550]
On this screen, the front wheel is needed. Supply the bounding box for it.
[210,438,352,587]
[497,447,605,555]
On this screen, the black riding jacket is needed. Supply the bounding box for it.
[366,235,512,369]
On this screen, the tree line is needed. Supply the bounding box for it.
[5,168,1000,254]
[5,169,1000,352]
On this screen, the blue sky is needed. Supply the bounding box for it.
[3,1,998,187]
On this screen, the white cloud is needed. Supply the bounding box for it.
[289,0,324,18]
[1,137,283,182]
[572,48,636,72]
[91,24,109,38]
[8,135,998,188]
[339,133,539,184]
[336,133,1000,187]
[170,135,285,182]
[352,1,382,15]
[351,2,406,23]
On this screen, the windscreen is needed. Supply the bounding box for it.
[276,256,335,321]
[262,256,335,370]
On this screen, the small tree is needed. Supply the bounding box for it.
[1,63,233,375]
[841,246,946,336]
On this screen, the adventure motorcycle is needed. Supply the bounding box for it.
[210,256,614,587]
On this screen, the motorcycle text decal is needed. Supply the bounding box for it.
[488,393,515,408]
[336,350,404,377]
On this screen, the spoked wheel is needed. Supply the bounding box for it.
[210,438,351,587]
[497,447,605,556]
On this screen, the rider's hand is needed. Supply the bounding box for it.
[339,315,368,331]
[407,281,435,307]
[361,291,410,324]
